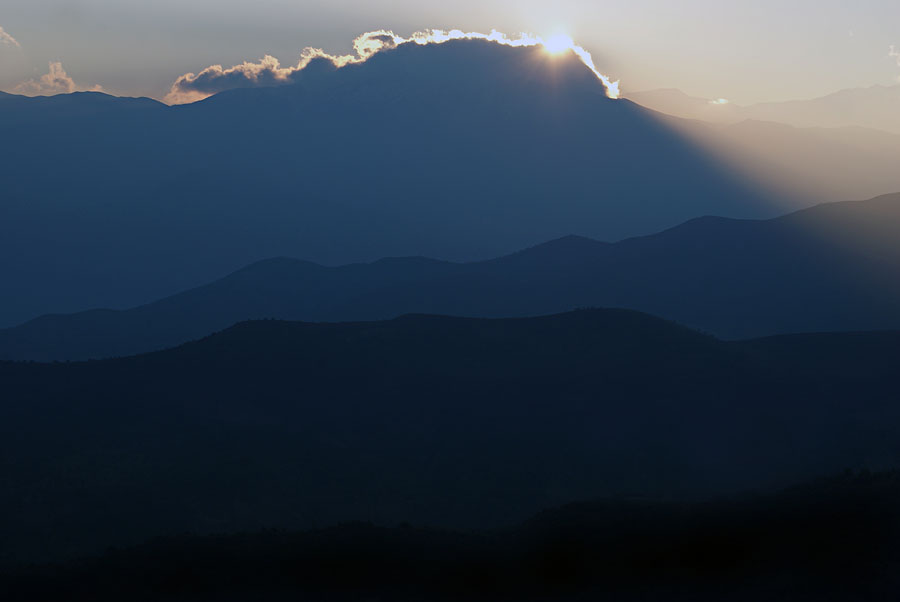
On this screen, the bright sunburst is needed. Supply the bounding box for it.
[542,34,576,55]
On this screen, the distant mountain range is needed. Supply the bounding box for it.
[7,41,900,328]
[2,309,899,562]
[2,192,898,361]
[0,89,164,127]
[627,85,900,134]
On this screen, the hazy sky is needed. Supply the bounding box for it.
[2,0,899,104]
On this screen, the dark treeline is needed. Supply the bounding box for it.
[2,310,900,565]
[3,471,899,601]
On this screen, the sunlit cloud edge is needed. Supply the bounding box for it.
[165,29,620,105]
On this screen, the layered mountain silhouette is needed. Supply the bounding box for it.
[2,192,898,361]
[0,38,805,327]
[2,310,899,562]
[6,42,900,328]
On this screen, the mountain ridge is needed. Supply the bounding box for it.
[2,192,899,361]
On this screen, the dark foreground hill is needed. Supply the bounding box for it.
[3,192,899,361]
[4,471,900,602]
[1,310,899,564]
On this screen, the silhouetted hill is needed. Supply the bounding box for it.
[3,193,899,360]
[4,471,899,601]
[1,310,899,563]
[0,38,789,327]
[0,90,165,127]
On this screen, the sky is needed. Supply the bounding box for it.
[1,0,900,104]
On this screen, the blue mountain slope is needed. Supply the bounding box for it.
[0,40,775,326]
[1,192,898,361]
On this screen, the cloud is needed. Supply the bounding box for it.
[0,25,20,48]
[164,29,619,105]
[891,45,900,66]
[164,30,401,104]
[164,53,309,105]
[12,61,103,96]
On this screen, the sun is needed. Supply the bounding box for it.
[542,34,575,55]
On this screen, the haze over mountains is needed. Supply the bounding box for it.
[3,310,900,563]
[2,192,898,361]
[626,86,900,201]
[627,84,900,134]
[6,39,900,327]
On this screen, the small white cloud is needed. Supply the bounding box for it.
[12,61,103,96]
[709,98,729,105]
[890,46,900,81]
[0,25,20,48]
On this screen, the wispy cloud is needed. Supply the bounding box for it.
[12,62,103,96]
[0,25,20,48]
[165,29,619,105]
[891,45,900,66]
